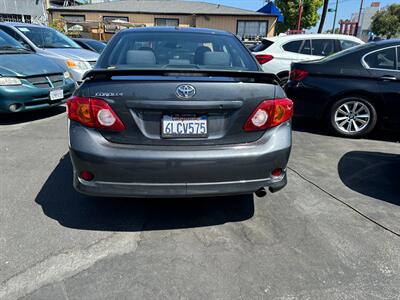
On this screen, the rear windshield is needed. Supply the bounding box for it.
[98,31,258,71]
[85,40,106,53]
[252,39,274,52]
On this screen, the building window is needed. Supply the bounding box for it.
[61,14,85,22]
[61,15,85,32]
[0,14,31,23]
[155,18,179,27]
[237,20,268,40]
[103,16,129,33]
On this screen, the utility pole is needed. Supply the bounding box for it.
[297,0,303,31]
[318,0,329,33]
[355,0,364,36]
[332,0,339,33]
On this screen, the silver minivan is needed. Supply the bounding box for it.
[0,22,99,83]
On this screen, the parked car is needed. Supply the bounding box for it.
[0,22,99,83]
[252,34,364,85]
[67,27,293,198]
[243,41,260,51]
[73,38,106,54]
[286,39,400,138]
[0,29,75,113]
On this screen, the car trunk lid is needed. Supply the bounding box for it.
[81,69,279,146]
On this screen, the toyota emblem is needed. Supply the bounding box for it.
[176,84,196,99]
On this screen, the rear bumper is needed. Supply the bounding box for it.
[74,174,287,198]
[69,121,292,198]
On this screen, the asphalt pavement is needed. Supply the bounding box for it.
[0,107,399,300]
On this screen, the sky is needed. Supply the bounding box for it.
[186,0,397,32]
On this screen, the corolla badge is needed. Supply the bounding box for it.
[176,84,196,99]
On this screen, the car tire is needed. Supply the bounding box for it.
[329,96,377,138]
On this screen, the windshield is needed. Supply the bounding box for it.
[0,29,29,52]
[98,31,258,71]
[16,26,81,49]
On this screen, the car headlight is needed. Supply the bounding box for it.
[63,71,71,79]
[66,59,90,71]
[0,77,22,86]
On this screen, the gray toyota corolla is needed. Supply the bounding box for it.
[67,27,293,198]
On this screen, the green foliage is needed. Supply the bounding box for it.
[371,4,400,38]
[49,18,67,34]
[49,18,81,38]
[275,0,324,32]
[325,28,340,34]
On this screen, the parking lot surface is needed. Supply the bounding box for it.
[1,107,399,300]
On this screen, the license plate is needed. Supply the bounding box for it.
[162,115,208,138]
[49,89,64,101]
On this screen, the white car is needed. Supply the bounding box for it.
[252,34,364,84]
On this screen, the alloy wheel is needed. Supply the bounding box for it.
[334,101,371,133]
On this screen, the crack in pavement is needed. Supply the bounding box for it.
[0,232,143,300]
[287,167,400,237]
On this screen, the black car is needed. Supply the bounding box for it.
[286,39,400,137]
[73,38,106,53]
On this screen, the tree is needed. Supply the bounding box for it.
[325,28,340,34]
[318,0,329,33]
[49,18,67,34]
[275,0,324,32]
[371,4,400,38]
[49,18,80,38]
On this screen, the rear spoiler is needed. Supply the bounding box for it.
[83,68,280,85]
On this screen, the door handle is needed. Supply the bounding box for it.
[380,75,397,81]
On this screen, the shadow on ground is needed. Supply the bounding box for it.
[35,154,254,231]
[338,151,400,206]
[0,106,65,125]
[293,117,400,143]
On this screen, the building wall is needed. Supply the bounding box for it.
[50,10,276,40]
[351,2,380,41]
[195,15,276,37]
[0,0,47,24]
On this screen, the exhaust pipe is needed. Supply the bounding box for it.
[255,187,267,198]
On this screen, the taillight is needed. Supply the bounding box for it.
[67,96,125,131]
[244,98,294,132]
[290,69,308,81]
[255,54,274,65]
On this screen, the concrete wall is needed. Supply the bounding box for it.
[0,0,47,24]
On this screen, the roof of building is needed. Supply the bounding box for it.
[120,26,232,35]
[49,0,275,16]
